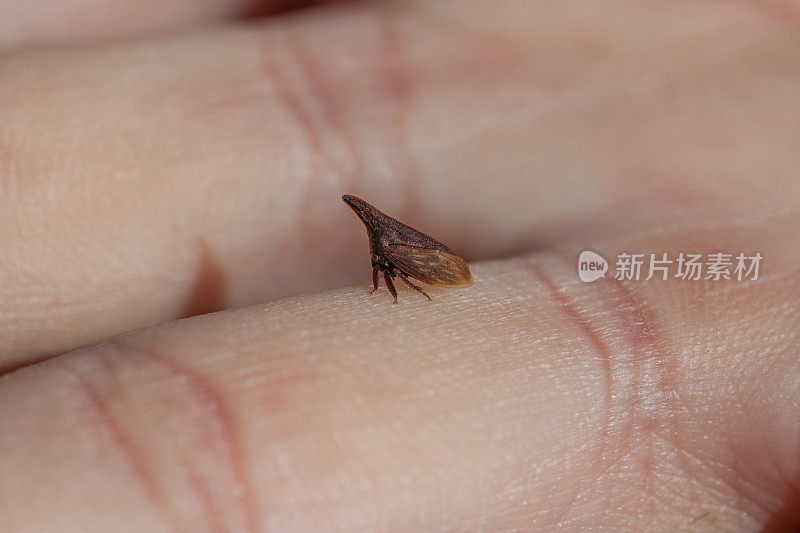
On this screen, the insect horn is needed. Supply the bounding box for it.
[341,195,379,227]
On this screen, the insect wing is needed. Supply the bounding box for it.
[386,244,473,288]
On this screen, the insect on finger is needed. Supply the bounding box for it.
[342,195,473,303]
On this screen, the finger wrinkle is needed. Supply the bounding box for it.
[258,7,414,189]
[262,28,359,260]
[60,363,182,531]
[258,7,425,276]
[61,340,258,533]
[527,261,614,473]
[602,277,682,434]
[595,276,689,507]
[591,269,789,524]
[526,255,689,520]
[178,452,229,533]
[259,20,372,182]
[286,31,364,181]
[259,5,432,217]
[127,341,259,533]
[261,32,323,155]
[527,258,624,525]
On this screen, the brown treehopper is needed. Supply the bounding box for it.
[342,195,473,303]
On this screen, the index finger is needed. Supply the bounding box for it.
[1,230,798,530]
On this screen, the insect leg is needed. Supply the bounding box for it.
[383,270,398,304]
[398,272,432,301]
[369,264,379,294]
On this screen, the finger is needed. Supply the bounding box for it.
[2,0,799,366]
[1,227,798,530]
[0,0,324,47]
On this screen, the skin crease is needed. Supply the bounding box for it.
[0,0,799,531]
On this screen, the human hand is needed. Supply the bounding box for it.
[1,0,799,530]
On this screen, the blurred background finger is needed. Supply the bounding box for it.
[1,0,798,367]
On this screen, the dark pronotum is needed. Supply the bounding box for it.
[342,194,473,303]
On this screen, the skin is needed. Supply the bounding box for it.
[0,0,799,531]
